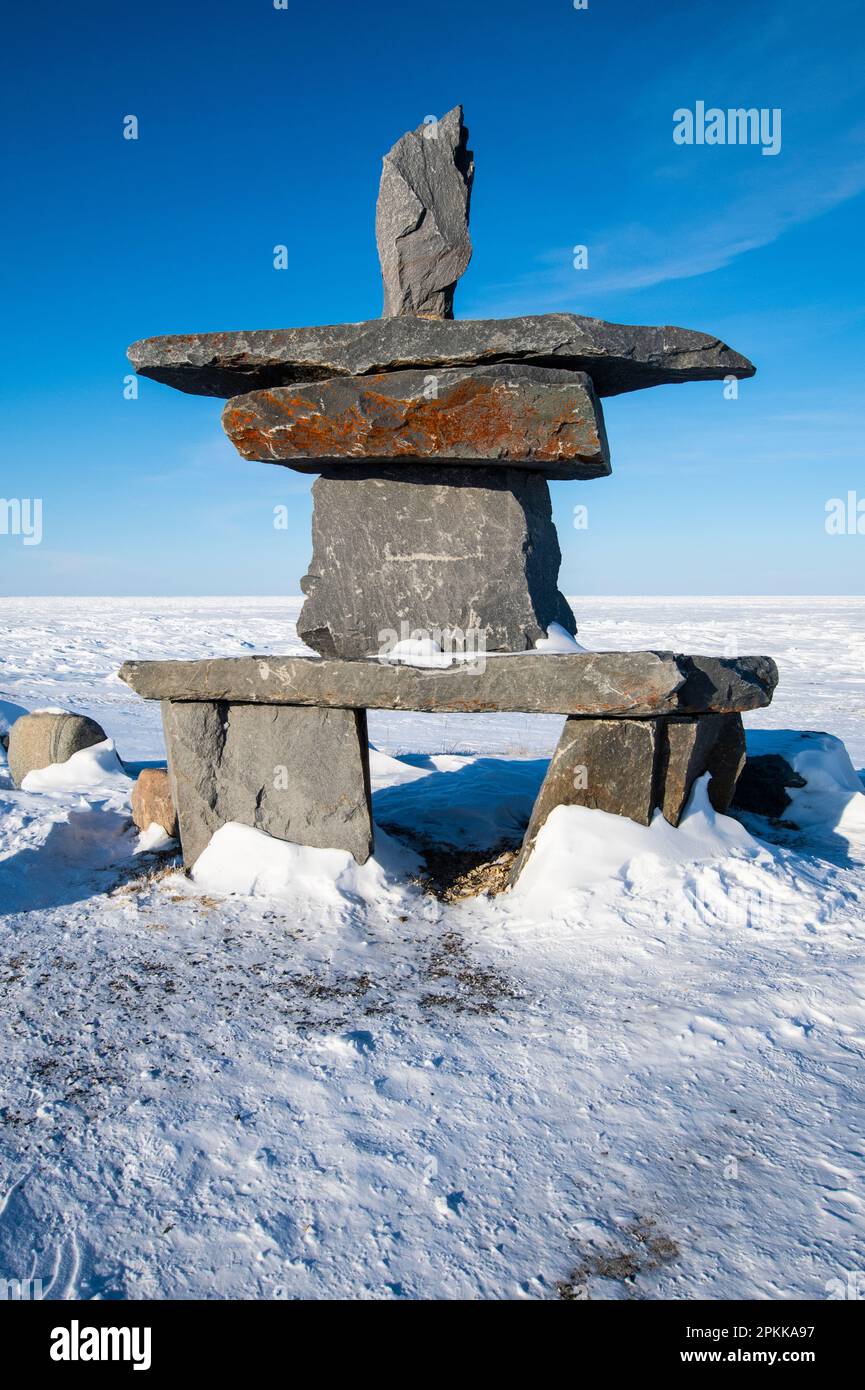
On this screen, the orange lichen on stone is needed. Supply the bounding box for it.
[222,367,609,476]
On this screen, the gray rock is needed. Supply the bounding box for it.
[7,710,107,788]
[731,752,807,821]
[510,710,748,881]
[162,700,373,868]
[222,365,610,479]
[119,651,778,717]
[296,466,576,658]
[376,105,473,319]
[128,313,755,400]
[673,655,778,715]
[658,713,746,825]
[510,718,660,880]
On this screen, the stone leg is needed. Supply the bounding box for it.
[297,465,577,658]
[657,714,746,825]
[162,700,373,868]
[510,718,659,880]
[510,712,746,880]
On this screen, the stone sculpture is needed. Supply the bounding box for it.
[123,106,774,876]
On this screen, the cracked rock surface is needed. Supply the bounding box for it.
[129,313,755,400]
[222,365,610,479]
[375,104,474,320]
[297,465,577,658]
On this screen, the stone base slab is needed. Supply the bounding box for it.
[120,651,779,717]
[119,656,771,874]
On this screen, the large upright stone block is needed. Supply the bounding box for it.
[297,466,577,658]
[162,700,373,868]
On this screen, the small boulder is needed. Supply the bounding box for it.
[732,753,807,821]
[7,710,107,789]
[131,768,178,839]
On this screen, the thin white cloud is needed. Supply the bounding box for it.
[465,151,865,317]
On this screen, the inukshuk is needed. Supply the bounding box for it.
[122,106,778,878]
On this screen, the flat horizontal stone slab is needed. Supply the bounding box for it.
[222,366,610,479]
[119,651,778,717]
[128,313,755,400]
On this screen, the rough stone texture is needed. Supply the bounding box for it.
[131,767,178,838]
[672,656,780,717]
[119,651,779,717]
[7,711,106,789]
[161,700,373,868]
[511,711,748,881]
[128,313,755,401]
[376,105,473,319]
[732,752,807,821]
[658,713,746,825]
[296,466,575,658]
[222,365,610,479]
[510,718,660,880]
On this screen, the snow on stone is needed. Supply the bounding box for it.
[135,823,178,855]
[510,775,766,907]
[748,729,865,839]
[20,738,131,794]
[534,621,588,653]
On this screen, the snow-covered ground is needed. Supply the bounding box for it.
[1,596,863,1300]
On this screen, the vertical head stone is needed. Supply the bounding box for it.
[375,105,474,320]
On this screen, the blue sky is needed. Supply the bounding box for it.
[1,0,863,597]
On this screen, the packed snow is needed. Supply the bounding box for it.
[20,740,130,795]
[534,620,587,653]
[0,596,863,1300]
